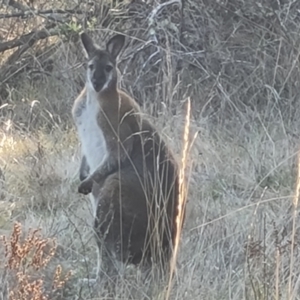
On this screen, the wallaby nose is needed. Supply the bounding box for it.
[92,79,104,92]
[92,71,106,92]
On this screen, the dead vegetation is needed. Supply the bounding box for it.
[1,0,300,299]
[0,222,72,299]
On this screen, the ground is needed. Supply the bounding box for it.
[1,0,300,299]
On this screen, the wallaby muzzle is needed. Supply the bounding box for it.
[92,75,106,92]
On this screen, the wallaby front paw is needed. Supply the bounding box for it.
[78,178,93,195]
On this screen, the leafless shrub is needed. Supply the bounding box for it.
[0,222,72,300]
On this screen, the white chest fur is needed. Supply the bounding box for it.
[75,93,108,174]
[74,92,108,218]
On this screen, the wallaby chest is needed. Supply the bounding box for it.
[73,94,108,173]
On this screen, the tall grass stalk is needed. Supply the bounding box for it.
[288,151,300,299]
[165,98,191,300]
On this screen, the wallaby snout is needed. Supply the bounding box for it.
[91,72,106,93]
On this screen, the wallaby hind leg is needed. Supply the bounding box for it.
[94,169,149,265]
[94,239,121,278]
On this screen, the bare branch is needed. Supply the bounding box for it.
[147,0,181,44]
[0,8,84,19]
[0,25,59,53]
[148,0,181,24]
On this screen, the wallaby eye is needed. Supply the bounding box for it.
[88,64,94,71]
[105,65,113,72]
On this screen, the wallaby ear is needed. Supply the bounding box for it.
[80,32,96,57]
[106,34,125,59]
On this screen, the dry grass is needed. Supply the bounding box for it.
[1,0,300,299]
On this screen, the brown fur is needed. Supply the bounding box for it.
[72,32,185,277]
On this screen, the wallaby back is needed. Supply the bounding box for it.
[72,32,184,278]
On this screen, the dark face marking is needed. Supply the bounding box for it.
[88,50,115,92]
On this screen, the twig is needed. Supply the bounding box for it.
[147,0,181,44]
[0,41,58,86]
[179,0,185,45]
[133,47,161,86]
[121,40,154,82]
[148,0,181,24]
[0,8,84,19]
[0,25,58,53]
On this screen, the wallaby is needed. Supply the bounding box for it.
[72,32,184,280]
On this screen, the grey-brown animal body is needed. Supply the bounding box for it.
[72,32,184,277]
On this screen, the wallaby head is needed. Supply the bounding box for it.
[80,32,125,93]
